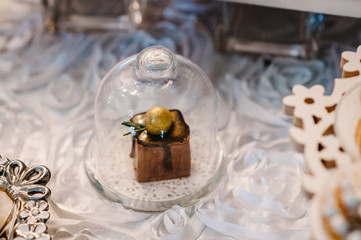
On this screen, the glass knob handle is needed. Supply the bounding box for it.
[135,46,177,82]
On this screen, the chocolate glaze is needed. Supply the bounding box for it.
[129,109,191,182]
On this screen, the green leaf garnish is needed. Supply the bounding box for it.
[121,122,145,128]
[122,122,146,136]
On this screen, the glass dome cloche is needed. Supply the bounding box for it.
[84,46,227,211]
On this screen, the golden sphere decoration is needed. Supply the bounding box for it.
[145,106,172,135]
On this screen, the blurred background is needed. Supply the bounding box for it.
[1,0,360,94]
[0,0,361,239]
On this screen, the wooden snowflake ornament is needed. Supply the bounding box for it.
[341,46,361,78]
[283,46,361,178]
[283,46,361,240]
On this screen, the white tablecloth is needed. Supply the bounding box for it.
[0,1,358,239]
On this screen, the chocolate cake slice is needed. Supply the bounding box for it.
[130,110,191,182]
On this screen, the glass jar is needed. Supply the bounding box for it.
[215,2,324,58]
[84,46,226,211]
[42,0,133,32]
[42,0,172,33]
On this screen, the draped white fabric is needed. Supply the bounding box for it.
[0,1,357,239]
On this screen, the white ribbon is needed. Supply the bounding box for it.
[150,206,204,240]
